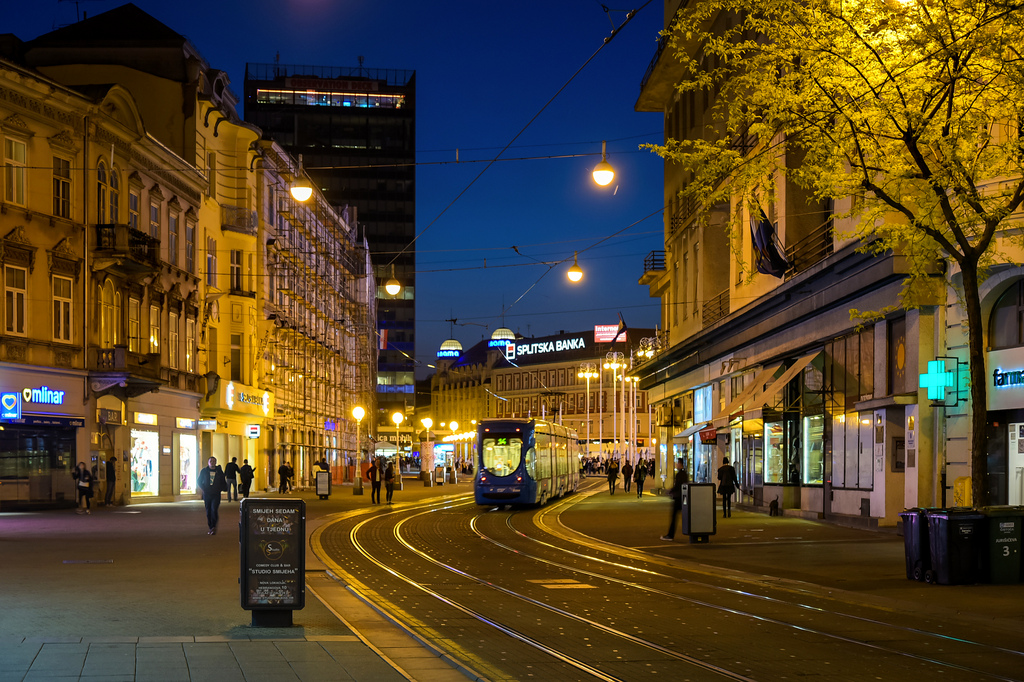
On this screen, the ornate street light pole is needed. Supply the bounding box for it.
[604,352,624,459]
[352,405,365,495]
[577,363,598,455]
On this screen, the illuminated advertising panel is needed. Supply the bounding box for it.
[130,429,160,496]
[179,434,198,494]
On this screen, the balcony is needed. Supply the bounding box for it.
[640,250,666,286]
[92,224,159,276]
[89,345,163,399]
[636,20,686,112]
[702,288,730,328]
[785,219,834,278]
[222,206,257,235]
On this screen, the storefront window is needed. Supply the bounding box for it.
[764,421,785,483]
[803,415,824,484]
[130,429,159,495]
[178,433,197,494]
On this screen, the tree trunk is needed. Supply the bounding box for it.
[961,259,989,508]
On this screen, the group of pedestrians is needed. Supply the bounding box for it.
[600,457,656,497]
[365,456,396,504]
[71,456,120,514]
[197,456,256,535]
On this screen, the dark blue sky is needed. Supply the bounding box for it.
[11,1,665,377]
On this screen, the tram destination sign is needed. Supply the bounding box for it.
[240,499,305,615]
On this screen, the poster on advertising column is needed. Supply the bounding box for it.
[240,499,305,611]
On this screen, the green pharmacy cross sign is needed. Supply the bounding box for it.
[920,357,964,405]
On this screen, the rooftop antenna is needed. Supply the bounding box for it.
[358,55,365,77]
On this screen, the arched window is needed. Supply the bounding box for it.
[990,280,1024,350]
[109,165,120,223]
[97,160,108,223]
[101,280,115,347]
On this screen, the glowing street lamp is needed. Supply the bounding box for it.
[290,154,313,202]
[592,140,615,187]
[352,405,365,495]
[385,263,402,296]
[604,352,624,457]
[567,251,583,283]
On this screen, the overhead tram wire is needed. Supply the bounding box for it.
[384,0,656,270]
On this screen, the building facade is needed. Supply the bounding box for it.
[0,5,375,508]
[634,0,1024,525]
[428,327,655,478]
[243,63,416,439]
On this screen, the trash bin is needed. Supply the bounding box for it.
[979,506,1023,584]
[926,509,985,585]
[898,508,932,581]
[680,483,717,543]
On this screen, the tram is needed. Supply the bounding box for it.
[474,418,580,506]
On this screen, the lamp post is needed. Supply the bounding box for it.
[577,363,598,455]
[352,405,365,495]
[604,352,624,459]
[421,417,433,483]
[623,375,639,463]
[392,411,404,490]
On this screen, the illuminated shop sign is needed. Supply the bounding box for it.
[593,325,622,343]
[23,386,66,405]
[247,424,261,439]
[176,418,196,429]
[993,368,1024,388]
[324,420,338,431]
[514,337,586,358]
[198,419,218,430]
[488,339,507,348]
[437,349,460,358]
[1,392,21,419]
[135,412,158,425]
[225,382,271,416]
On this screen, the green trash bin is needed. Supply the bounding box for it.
[980,506,1023,584]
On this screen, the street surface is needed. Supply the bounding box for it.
[315,477,1024,681]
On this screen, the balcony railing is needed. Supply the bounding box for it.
[785,218,834,278]
[643,250,666,275]
[702,288,730,328]
[93,224,159,269]
[221,206,257,235]
[640,33,670,94]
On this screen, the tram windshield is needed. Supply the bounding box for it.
[481,436,522,477]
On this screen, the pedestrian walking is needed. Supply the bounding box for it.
[622,460,633,494]
[104,456,117,506]
[661,458,688,541]
[384,460,396,504]
[278,461,292,493]
[717,456,740,518]
[198,457,227,534]
[72,462,94,514]
[367,457,383,504]
[224,456,240,501]
[633,461,648,498]
[606,458,620,495]
[239,459,254,498]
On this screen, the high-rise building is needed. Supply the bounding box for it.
[243,63,416,435]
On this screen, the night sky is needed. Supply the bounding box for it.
[10,1,665,378]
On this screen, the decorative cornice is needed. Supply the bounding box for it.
[1,113,32,137]
[49,129,79,153]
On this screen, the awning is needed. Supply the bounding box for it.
[673,421,712,440]
[746,350,823,412]
[712,362,784,427]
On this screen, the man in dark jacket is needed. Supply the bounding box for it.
[198,457,227,535]
[661,458,689,541]
[104,456,117,506]
[224,456,240,501]
[239,459,254,498]
[717,456,740,518]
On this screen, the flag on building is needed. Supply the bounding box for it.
[379,329,388,350]
[612,313,628,343]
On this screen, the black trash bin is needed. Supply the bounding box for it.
[926,509,985,585]
[979,506,1023,584]
[899,508,932,581]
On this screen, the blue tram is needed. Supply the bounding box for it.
[474,418,580,506]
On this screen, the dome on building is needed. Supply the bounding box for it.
[439,339,463,352]
[491,327,515,341]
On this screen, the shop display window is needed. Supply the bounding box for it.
[764,421,785,483]
[802,415,824,484]
[178,433,197,494]
[130,429,160,495]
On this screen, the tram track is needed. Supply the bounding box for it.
[313,485,1024,681]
